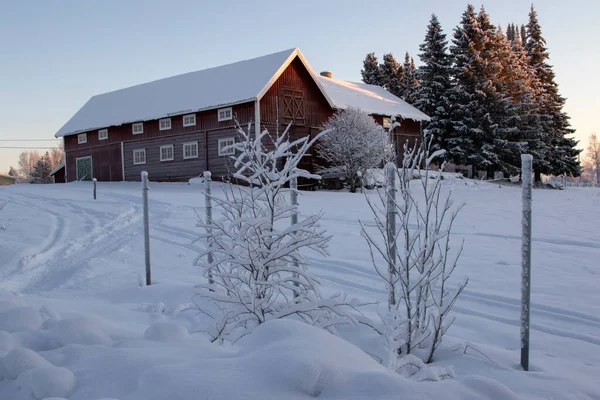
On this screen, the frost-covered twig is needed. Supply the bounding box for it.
[193,122,364,343]
[361,133,468,369]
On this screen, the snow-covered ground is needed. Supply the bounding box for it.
[0,179,599,399]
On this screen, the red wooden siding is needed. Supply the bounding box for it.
[64,102,255,182]
[260,57,332,130]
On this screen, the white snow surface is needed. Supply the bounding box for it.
[1,179,599,399]
[318,75,431,121]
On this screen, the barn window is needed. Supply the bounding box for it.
[98,129,108,140]
[218,137,235,156]
[78,133,87,144]
[183,142,198,159]
[382,117,392,129]
[183,114,196,127]
[218,107,232,122]
[159,118,172,131]
[132,123,144,135]
[160,145,174,161]
[133,149,146,165]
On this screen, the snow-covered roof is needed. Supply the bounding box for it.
[49,163,65,176]
[55,48,428,138]
[317,76,430,122]
[56,48,333,138]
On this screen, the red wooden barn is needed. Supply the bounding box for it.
[54,48,429,182]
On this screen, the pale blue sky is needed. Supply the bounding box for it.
[1,0,598,173]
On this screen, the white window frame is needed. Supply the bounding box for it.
[159,118,172,131]
[133,149,146,165]
[182,141,199,160]
[160,145,174,162]
[217,107,233,122]
[78,133,87,144]
[183,114,196,127]
[132,122,144,135]
[218,137,235,156]
[98,129,108,140]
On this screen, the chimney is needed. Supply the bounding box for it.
[320,71,332,78]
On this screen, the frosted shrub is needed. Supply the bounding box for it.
[317,107,393,193]
[360,134,468,369]
[195,123,362,343]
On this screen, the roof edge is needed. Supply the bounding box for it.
[54,97,257,138]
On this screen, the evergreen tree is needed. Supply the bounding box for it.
[30,152,53,184]
[525,5,580,178]
[361,52,383,86]
[379,53,403,97]
[399,52,419,104]
[520,24,527,48]
[414,14,453,153]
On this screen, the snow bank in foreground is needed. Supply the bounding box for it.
[0,288,523,400]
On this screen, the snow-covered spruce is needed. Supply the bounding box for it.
[316,107,392,193]
[360,134,468,370]
[194,123,365,343]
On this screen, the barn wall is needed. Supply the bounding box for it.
[260,57,332,131]
[64,102,255,182]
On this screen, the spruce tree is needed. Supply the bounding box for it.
[379,53,403,97]
[414,14,453,153]
[399,52,419,104]
[525,5,580,178]
[361,52,383,86]
[30,152,52,184]
[447,4,479,167]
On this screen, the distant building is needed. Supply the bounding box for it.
[0,174,17,186]
[55,48,429,182]
[50,163,65,183]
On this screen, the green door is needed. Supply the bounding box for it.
[76,157,92,181]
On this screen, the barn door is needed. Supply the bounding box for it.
[76,156,92,181]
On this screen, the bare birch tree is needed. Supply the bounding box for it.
[360,134,467,370]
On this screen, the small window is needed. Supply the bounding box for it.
[183,114,196,127]
[159,118,172,131]
[98,129,108,140]
[218,137,235,156]
[78,133,87,144]
[382,117,392,129]
[183,141,199,159]
[160,145,174,161]
[133,149,146,165]
[218,107,233,122]
[132,122,144,135]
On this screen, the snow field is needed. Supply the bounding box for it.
[0,179,599,399]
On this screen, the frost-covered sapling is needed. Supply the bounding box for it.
[195,123,363,343]
[317,107,392,193]
[360,134,467,372]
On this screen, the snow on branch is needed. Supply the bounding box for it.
[194,122,364,343]
[360,132,468,369]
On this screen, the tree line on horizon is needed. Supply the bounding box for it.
[360,4,580,181]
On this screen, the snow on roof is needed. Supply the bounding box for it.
[55,48,428,138]
[56,48,306,138]
[317,76,430,122]
[49,163,65,176]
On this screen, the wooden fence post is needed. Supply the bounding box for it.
[385,162,397,309]
[93,178,97,200]
[520,154,533,371]
[142,171,151,286]
[204,171,214,287]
